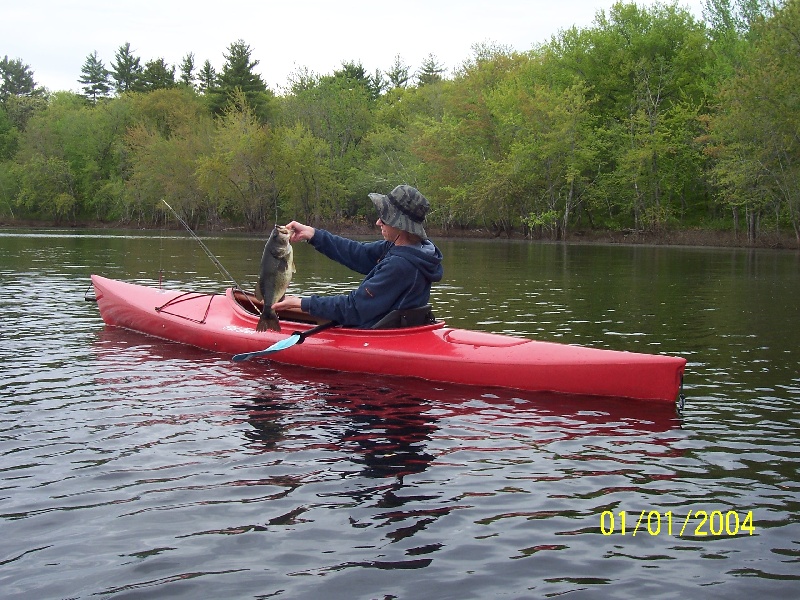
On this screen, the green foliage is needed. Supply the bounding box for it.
[335,61,386,100]
[706,0,798,241]
[1,56,47,139]
[0,105,20,160]
[13,153,76,221]
[13,91,133,221]
[0,159,16,217]
[274,123,343,223]
[195,90,274,229]
[124,88,214,224]
[280,67,375,218]
[2,94,48,133]
[545,1,711,231]
[0,4,796,244]
[1,56,44,101]
[522,209,560,238]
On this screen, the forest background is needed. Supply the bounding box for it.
[1,0,798,248]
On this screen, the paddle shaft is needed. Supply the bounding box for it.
[293,320,339,345]
[232,320,339,362]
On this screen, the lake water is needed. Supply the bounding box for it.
[1,229,798,599]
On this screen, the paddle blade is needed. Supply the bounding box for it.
[231,333,301,362]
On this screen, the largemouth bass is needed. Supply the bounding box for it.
[255,225,295,332]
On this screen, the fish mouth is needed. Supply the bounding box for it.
[274,224,290,234]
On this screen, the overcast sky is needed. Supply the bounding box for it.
[4,0,706,94]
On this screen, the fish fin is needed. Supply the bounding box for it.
[254,278,264,302]
[256,310,281,333]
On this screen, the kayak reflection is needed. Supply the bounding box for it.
[92,326,684,483]
[233,390,437,479]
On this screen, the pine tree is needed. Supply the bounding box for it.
[417,53,446,86]
[79,51,111,102]
[211,39,273,121]
[0,56,43,102]
[141,58,175,91]
[111,42,142,93]
[387,54,410,88]
[197,60,217,93]
[333,60,384,99]
[216,40,267,95]
[179,53,195,88]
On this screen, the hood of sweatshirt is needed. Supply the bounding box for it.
[387,240,444,283]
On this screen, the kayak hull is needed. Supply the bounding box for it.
[90,275,686,402]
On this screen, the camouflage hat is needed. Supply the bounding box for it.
[368,185,429,240]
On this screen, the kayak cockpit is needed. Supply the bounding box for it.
[228,288,444,332]
[231,288,325,326]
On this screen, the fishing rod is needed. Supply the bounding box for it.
[161,199,245,293]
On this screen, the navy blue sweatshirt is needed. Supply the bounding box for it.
[300,229,444,328]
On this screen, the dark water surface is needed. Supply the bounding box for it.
[1,230,798,599]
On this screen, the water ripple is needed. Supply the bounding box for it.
[1,235,799,599]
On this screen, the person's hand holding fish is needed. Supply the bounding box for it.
[285,221,314,244]
[271,295,302,312]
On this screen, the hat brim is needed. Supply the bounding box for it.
[368,193,428,240]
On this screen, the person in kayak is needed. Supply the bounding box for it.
[271,184,444,328]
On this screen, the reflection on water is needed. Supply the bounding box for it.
[1,230,799,599]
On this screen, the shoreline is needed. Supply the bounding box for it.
[2,219,798,250]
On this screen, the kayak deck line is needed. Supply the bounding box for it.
[155,291,215,324]
[90,275,687,403]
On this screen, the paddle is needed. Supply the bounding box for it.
[231,320,339,362]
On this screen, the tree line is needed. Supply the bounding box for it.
[0,0,797,244]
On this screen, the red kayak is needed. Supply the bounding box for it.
[90,275,686,402]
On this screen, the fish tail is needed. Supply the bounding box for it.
[256,310,281,333]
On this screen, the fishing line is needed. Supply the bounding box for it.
[380,147,412,184]
[161,199,244,293]
[158,203,165,288]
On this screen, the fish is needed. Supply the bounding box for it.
[255,224,295,332]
